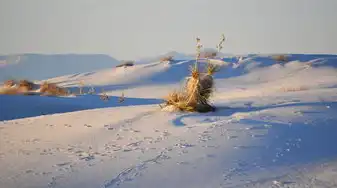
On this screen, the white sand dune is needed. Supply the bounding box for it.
[1,54,337,188]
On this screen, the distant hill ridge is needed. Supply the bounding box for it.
[0,54,120,82]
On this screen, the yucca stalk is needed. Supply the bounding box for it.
[195,37,202,72]
[216,34,226,53]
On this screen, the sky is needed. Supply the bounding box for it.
[0,0,337,60]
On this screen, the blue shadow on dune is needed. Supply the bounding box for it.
[0,94,164,121]
[173,101,337,178]
[173,101,337,127]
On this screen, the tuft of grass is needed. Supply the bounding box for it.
[100,89,109,101]
[116,61,134,68]
[0,87,22,95]
[272,54,288,62]
[280,86,308,92]
[0,79,68,96]
[40,82,69,96]
[160,56,174,63]
[118,92,125,103]
[3,80,16,87]
[18,80,34,92]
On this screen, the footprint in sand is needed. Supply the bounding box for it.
[64,124,72,127]
[84,124,92,128]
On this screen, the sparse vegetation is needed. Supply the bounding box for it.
[0,79,69,96]
[162,35,224,113]
[116,61,134,68]
[39,82,68,96]
[100,89,109,101]
[160,56,174,62]
[3,80,16,87]
[203,52,217,59]
[272,54,288,62]
[118,92,125,103]
[280,86,309,92]
[18,80,34,92]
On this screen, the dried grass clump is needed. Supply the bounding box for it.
[0,87,22,95]
[116,61,134,68]
[160,56,174,62]
[163,63,220,113]
[272,54,288,62]
[0,79,40,95]
[3,80,16,87]
[18,80,34,92]
[280,86,308,92]
[202,51,217,59]
[40,82,68,96]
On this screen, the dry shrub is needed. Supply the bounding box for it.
[280,86,308,92]
[100,89,109,101]
[272,55,288,62]
[160,56,173,62]
[202,51,217,59]
[1,79,38,95]
[40,82,68,96]
[3,80,16,87]
[0,87,21,95]
[116,61,134,68]
[163,63,219,113]
[18,80,34,92]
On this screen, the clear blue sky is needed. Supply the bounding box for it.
[0,0,336,60]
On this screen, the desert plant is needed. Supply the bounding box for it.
[216,34,226,52]
[203,51,217,59]
[3,79,16,87]
[0,87,21,95]
[18,80,34,92]
[160,56,174,62]
[100,89,109,101]
[116,61,134,68]
[272,54,288,62]
[280,86,308,92]
[39,82,68,96]
[162,35,223,113]
[118,92,125,103]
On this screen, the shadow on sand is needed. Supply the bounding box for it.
[173,101,337,178]
[0,94,164,121]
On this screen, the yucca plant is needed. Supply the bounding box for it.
[163,34,224,113]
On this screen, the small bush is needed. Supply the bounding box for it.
[0,87,21,95]
[160,56,174,62]
[203,51,217,59]
[280,86,308,92]
[3,80,16,87]
[272,55,288,62]
[163,63,219,112]
[40,82,68,96]
[18,80,34,92]
[116,61,134,68]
